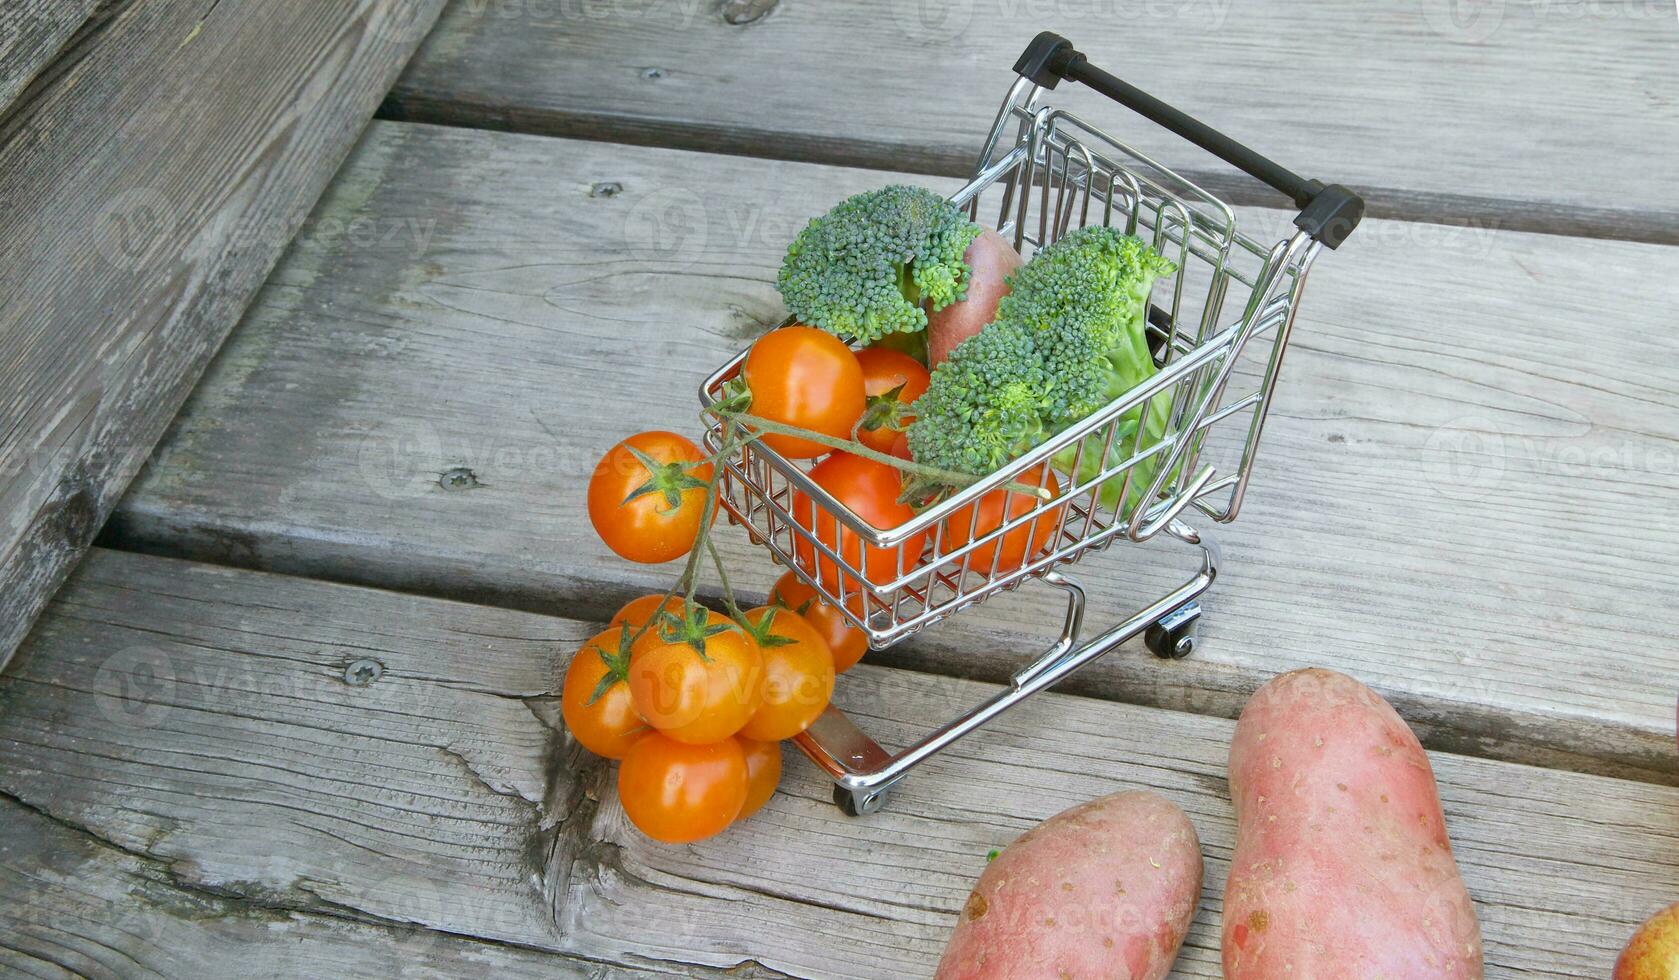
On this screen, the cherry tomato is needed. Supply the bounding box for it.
[609,593,686,631]
[792,452,928,594]
[769,571,870,674]
[588,431,714,563]
[887,431,913,461]
[628,610,763,744]
[944,465,1064,574]
[737,737,782,821]
[742,326,866,459]
[616,598,724,658]
[617,732,747,844]
[853,347,930,453]
[737,606,836,742]
[559,627,647,759]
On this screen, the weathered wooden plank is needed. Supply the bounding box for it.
[2,550,1675,977]
[0,0,105,119]
[0,795,689,979]
[0,0,447,672]
[381,0,1679,242]
[109,123,1679,782]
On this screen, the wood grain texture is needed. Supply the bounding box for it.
[2,549,1676,977]
[0,0,105,119]
[109,124,1679,783]
[0,795,692,980]
[0,0,446,673]
[381,0,1679,242]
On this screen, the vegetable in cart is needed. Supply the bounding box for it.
[777,184,982,345]
[908,225,1178,511]
[927,228,1024,368]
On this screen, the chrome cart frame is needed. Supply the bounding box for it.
[699,33,1363,814]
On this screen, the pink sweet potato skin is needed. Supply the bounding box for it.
[937,790,1202,980]
[927,228,1023,369]
[1223,669,1483,978]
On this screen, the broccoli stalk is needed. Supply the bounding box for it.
[906,226,1179,515]
[776,185,982,345]
[1055,384,1175,514]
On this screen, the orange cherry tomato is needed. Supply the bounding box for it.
[628,612,763,744]
[587,431,714,563]
[742,326,866,459]
[617,733,747,844]
[853,347,930,453]
[737,737,782,821]
[769,571,869,674]
[737,606,836,742]
[618,598,725,658]
[944,465,1064,574]
[559,626,648,759]
[792,452,928,594]
[609,593,687,631]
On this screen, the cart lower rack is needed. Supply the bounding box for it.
[700,32,1363,814]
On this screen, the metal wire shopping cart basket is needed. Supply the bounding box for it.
[700,32,1364,815]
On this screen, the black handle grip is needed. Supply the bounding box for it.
[1014,32,1363,249]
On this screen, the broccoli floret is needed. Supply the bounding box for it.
[907,320,1054,475]
[777,185,982,345]
[997,225,1178,425]
[906,226,1178,512]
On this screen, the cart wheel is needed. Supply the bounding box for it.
[1145,606,1200,659]
[834,784,890,817]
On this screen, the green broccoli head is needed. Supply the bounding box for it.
[906,320,1054,476]
[996,225,1178,422]
[906,226,1178,505]
[777,185,982,344]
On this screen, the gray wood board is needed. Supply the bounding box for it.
[382,0,1679,242]
[1,549,1676,977]
[0,795,699,979]
[109,123,1679,783]
[0,0,447,673]
[0,0,104,120]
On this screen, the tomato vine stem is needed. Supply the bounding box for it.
[618,420,754,654]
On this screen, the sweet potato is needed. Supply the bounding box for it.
[927,227,1023,368]
[937,790,1202,980]
[1615,902,1679,979]
[1223,668,1483,978]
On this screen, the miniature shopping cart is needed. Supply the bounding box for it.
[700,33,1363,815]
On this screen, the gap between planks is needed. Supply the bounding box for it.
[377,0,1679,245]
[374,106,1679,248]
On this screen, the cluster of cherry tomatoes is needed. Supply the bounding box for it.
[558,575,863,844]
[574,323,1063,844]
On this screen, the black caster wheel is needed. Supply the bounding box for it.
[1145,605,1200,659]
[834,783,890,817]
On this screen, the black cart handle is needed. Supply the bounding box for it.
[1014,32,1364,249]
